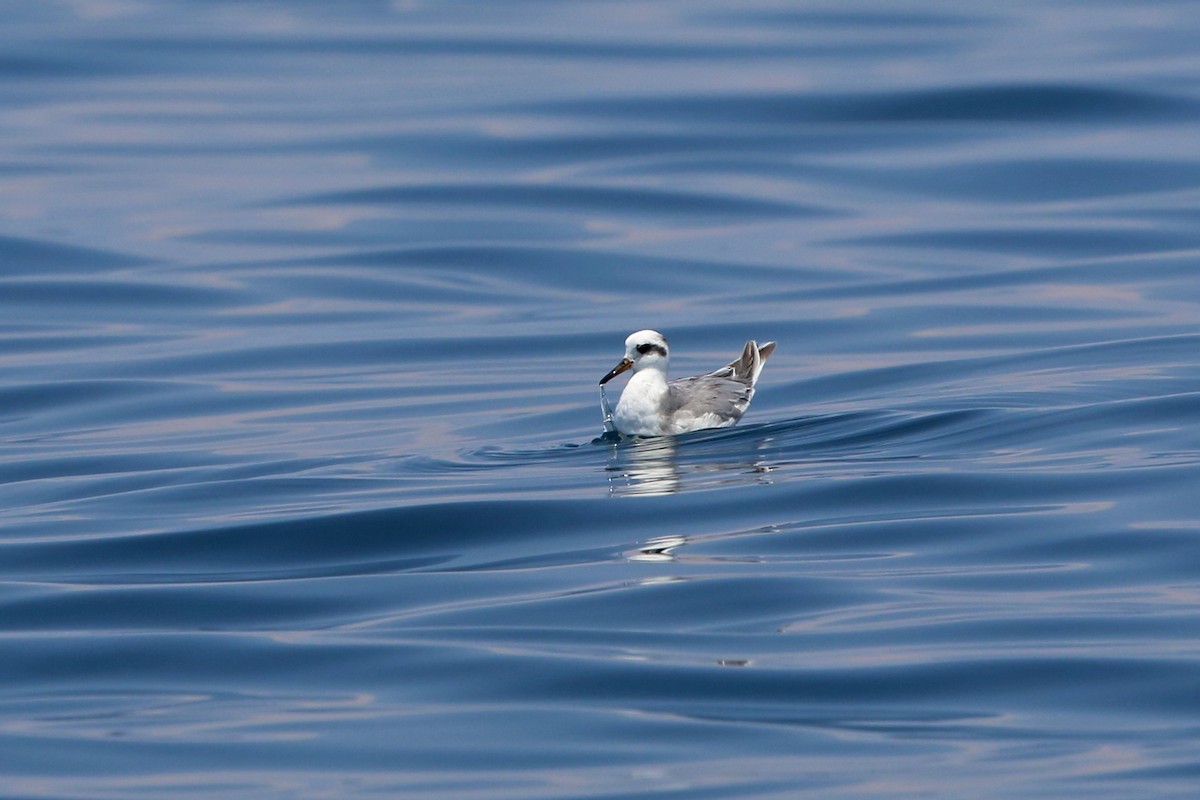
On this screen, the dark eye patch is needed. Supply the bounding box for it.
[636,342,666,356]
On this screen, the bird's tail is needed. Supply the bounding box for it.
[733,340,776,386]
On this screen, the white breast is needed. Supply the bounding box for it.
[613,370,670,436]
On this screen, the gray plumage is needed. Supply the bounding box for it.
[666,340,776,427]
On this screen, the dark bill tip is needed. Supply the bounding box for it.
[599,358,633,385]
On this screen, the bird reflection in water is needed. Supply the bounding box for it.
[600,432,776,497]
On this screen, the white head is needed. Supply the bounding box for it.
[599,329,670,385]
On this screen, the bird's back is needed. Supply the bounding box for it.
[665,340,775,432]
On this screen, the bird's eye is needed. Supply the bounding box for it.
[636,342,666,357]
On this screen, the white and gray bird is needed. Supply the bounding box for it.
[599,329,775,436]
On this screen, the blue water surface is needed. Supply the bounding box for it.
[3,1,1200,797]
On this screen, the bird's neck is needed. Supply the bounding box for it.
[630,365,668,390]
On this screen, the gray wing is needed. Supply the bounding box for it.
[666,373,755,425]
[665,340,775,430]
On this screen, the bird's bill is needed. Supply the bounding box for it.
[599,357,633,385]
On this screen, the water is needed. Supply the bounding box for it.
[3,1,1200,797]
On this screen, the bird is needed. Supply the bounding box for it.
[599,329,775,436]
